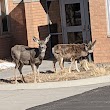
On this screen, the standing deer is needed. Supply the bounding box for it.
[11,34,50,83]
[52,40,96,73]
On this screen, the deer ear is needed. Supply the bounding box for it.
[33,36,40,44]
[91,40,96,47]
[88,41,92,46]
[88,40,96,51]
[85,45,88,51]
[44,34,51,44]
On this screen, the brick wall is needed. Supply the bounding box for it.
[24,1,50,58]
[48,0,62,43]
[7,1,48,47]
[24,1,48,47]
[89,0,110,63]
[0,35,12,59]
[6,1,52,58]
[24,1,61,58]
[8,0,27,46]
[3,0,110,62]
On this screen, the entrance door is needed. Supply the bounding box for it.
[60,0,91,44]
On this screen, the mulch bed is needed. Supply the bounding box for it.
[0,62,110,84]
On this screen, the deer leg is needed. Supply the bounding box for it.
[14,65,17,84]
[81,60,87,71]
[75,60,80,72]
[61,59,64,68]
[31,64,36,83]
[81,59,89,71]
[69,59,74,73]
[36,66,41,82]
[14,62,19,84]
[18,63,25,83]
[53,59,57,73]
[59,57,64,71]
[84,59,90,71]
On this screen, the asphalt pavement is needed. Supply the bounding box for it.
[1,60,110,110]
[27,85,110,110]
[0,82,110,110]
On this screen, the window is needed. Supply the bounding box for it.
[106,0,110,36]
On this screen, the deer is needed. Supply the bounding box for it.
[11,34,50,83]
[52,40,96,73]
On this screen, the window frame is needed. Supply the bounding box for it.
[13,0,32,4]
[0,0,10,35]
[106,0,110,37]
[46,0,62,36]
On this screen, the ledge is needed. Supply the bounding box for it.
[0,74,110,90]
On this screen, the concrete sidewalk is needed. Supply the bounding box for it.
[0,74,110,90]
[0,82,110,110]
[0,61,110,110]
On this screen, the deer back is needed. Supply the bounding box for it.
[52,43,89,60]
[11,34,51,65]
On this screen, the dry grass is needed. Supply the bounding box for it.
[1,62,110,84]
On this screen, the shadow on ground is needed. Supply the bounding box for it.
[0,79,25,84]
[40,70,54,74]
[0,79,13,83]
[27,86,110,110]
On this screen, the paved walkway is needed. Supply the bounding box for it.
[0,82,110,110]
[28,84,110,110]
[1,60,110,109]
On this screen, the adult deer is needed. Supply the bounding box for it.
[11,34,50,83]
[52,40,96,73]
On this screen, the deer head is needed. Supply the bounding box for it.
[85,40,96,53]
[33,34,51,52]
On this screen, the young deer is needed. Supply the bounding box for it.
[52,40,96,73]
[11,34,50,83]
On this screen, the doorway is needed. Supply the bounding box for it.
[59,0,91,44]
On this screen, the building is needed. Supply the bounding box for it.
[0,0,110,63]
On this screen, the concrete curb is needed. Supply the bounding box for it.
[0,74,110,90]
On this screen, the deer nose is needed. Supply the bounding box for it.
[41,47,44,49]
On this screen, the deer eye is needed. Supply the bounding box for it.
[40,46,43,49]
[85,46,88,51]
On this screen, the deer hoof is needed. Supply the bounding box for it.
[85,68,90,71]
[54,70,57,73]
[76,70,80,72]
[38,79,42,83]
[34,80,37,83]
[69,70,71,73]
[15,80,18,84]
[22,80,26,83]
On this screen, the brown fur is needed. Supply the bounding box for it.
[52,40,96,73]
[11,35,50,83]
